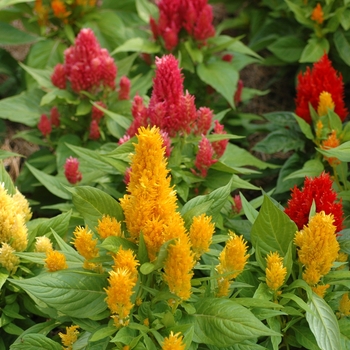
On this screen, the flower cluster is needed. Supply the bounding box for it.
[285,172,344,233]
[162,331,186,350]
[0,184,31,273]
[150,0,215,51]
[125,54,228,176]
[295,53,348,124]
[216,232,250,297]
[294,211,339,297]
[265,252,287,292]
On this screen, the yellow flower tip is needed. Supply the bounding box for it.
[105,268,136,326]
[317,91,334,116]
[35,236,53,253]
[122,346,130,350]
[265,252,287,291]
[0,243,20,274]
[136,297,143,306]
[162,331,186,350]
[216,278,230,298]
[163,236,195,301]
[312,284,330,298]
[12,189,32,222]
[189,214,215,259]
[72,226,99,260]
[112,247,139,282]
[303,265,322,285]
[45,250,68,272]
[59,325,80,349]
[96,215,122,239]
[311,3,324,24]
[315,120,323,139]
[339,293,350,316]
[143,318,150,327]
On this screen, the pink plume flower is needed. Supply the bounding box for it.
[38,114,52,137]
[64,156,82,185]
[211,120,228,158]
[89,120,100,140]
[118,76,131,100]
[50,106,60,127]
[51,63,66,89]
[194,135,217,177]
[193,107,213,136]
[234,79,244,106]
[232,194,242,214]
[160,130,172,157]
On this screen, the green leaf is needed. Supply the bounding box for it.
[239,191,259,225]
[0,0,34,9]
[306,293,342,350]
[317,141,350,162]
[292,325,320,350]
[268,35,305,63]
[0,21,39,45]
[300,37,329,63]
[334,30,350,66]
[135,0,158,23]
[285,0,312,26]
[191,298,280,347]
[284,159,324,181]
[10,270,108,319]
[99,236,137,253]
[0,88,46,127]
[294,115,314,140]
[19,63,53,90]
[25,163,71,200]
[68,186,124,231]
[90,326,116,342]
[250,195,297,257]
[197,61,238,108]
[0,160,16,195]
[112,37,160,54]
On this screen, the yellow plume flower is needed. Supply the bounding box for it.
[339,293,350,316]
[216,232,249,297]
[0,243,20,274]
[265,252,287,291]
[321,130,341,166]
[112,247,139,283]
[315,120,323,139]
[312,284,330,298]
[105,268,136,327]
[189,214,215,260]
[45,250,68,272]
[162,331,185,350]
[12,189,32,222]
[59,325,80,350]
[35,236,53,253]
[0,184,28,252]
[72,226,99,260]
[120,126,187,260]
[317,91,334,116]
[96,215,122,239]
[294,211,339,286]
[163,235,195,301]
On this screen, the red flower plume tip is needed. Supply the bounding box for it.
[285,172,344,233]
[295,54,348,124]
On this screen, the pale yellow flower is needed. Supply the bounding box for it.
[35,236,53,253]
[96,215,122,239]
[162,331,185,350]
[339,293,350,316]
[317,91,334,116]
[0,243,20,274]
[295,211,339,286]
[189,214,215,260]
[12,189,32,222]
[59,325,80,350]
[45,250,68,272]
[105,268,136,327]
[163,235,195,301]
[265,252,287,291]
[216,232,249,297]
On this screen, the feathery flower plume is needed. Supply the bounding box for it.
[317,91,335,116]
[45,250,68,272]
[320,130,341,166]
[38,114,52,137]
[162,331,186,350]
[234,79,244,106]
[189,214,215,260]
[193,107,213,136]
[72,226,99,261]
[232,194,242,214]
[50,106,60,127]
[112,247,139,283]
[339,293,350,317]
[285,172,344,232]
[295,54,348,123]
[216,232,249,297]
[193,135,217,177]
[64,156,82,185]
[96,215,122,239]
[120,126,187,260]
[59,325,80,350]
[34,0,49,26]
[0,243,20,274]
[312,284,330,298]
[265,252,287,292]
[118,76,131,100]
[294,211,339,289]
[35,236,53,253]
[91,101,106,123]
[51,63,66,89]
[211,120,228,158]
[89,120,100,140]
[311,3,324,24]
[163,235,195,300]
[51,0,71,23]
[105,268,136,327]
[12,189,32,222]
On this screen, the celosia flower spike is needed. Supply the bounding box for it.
[0,243,20,274]
[96,215,122,239]
[118,76,131,100]
[35,236,53,253]
[59,325,80,350]
[38,114,52,137]
[50,106,60,127]
[112,247,139,283]
[64,156,82,185]
[72,226,99,261]
[194,135,217,177]
[339,293,350,317]
[211,120,228,158]
[311,3,324,25]
[320,130,341,166]
[285,172,344,232]
[45,250,68,272]
[265,252,287,292]
[162,331,186,350]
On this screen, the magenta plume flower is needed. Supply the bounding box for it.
[64,156,82,184]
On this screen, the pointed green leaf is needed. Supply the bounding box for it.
[317,140,350,162]
[10,333,62,350]
[0,160,16,195]
[0,22,39,45]
[19,63,53,90]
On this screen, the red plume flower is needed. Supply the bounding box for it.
[295,54,348,124]
[64,156,82,184]
[38,114,52,137]
[193,135,217,177]
[285,172,344,233]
